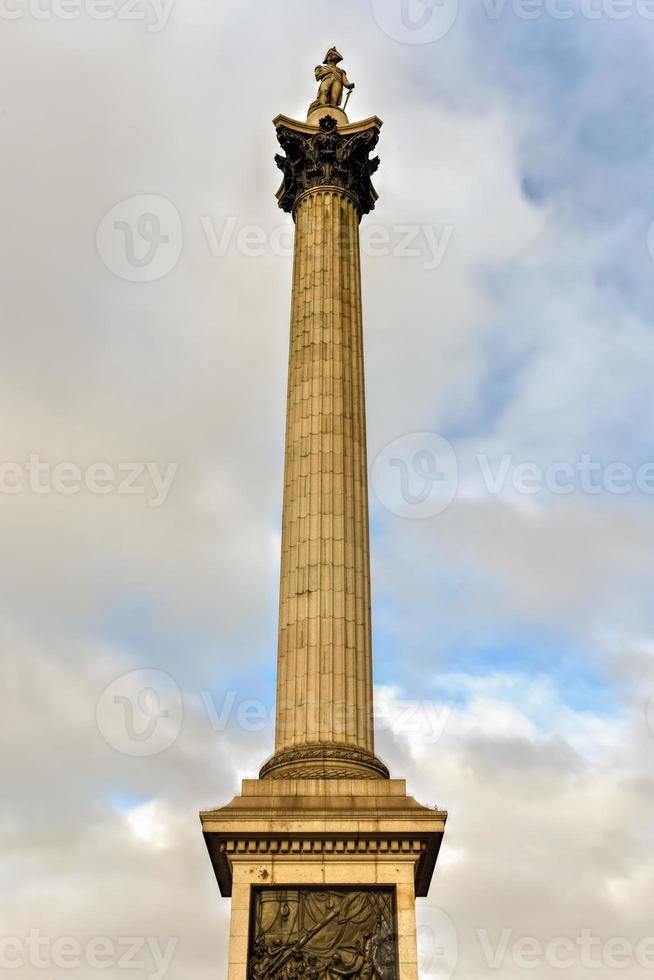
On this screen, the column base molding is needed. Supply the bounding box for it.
[259,742,390,780]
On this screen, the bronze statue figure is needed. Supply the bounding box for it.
[310,47,355,112]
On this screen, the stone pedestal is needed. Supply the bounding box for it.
[201,780,446,980]
[306,105,349,128]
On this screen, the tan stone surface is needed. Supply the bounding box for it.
[272,114,384,137]
[274,188,374,756]
[201,777,446,899]
[306,105,349,127]
[225,859,420,980]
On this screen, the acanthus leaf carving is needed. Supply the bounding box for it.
[275,115,380,217]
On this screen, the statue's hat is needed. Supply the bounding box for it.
[324,47,343,63]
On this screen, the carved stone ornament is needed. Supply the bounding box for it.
[249,888,398,980]
[259,742,390,781]
[274,115,380,217]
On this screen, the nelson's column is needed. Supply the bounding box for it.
[201,50,447,980]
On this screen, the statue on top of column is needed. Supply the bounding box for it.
[310,47,355,113]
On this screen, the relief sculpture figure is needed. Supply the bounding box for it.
[249,890,397,980]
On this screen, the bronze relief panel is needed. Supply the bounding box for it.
[248,887,398,980]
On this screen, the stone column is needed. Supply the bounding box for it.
[200,102,448,980]
[260,112,388,781]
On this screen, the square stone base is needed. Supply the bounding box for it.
[200,778,446,980]
[229,863,416,980]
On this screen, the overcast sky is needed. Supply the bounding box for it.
[3,1,654,978]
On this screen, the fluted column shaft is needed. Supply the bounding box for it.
[275,187,372,757]
[261,113,386,780]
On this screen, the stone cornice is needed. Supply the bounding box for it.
[200,778,446,899]
[202,832,445,900]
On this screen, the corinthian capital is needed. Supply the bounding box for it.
[273,113,382,217]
